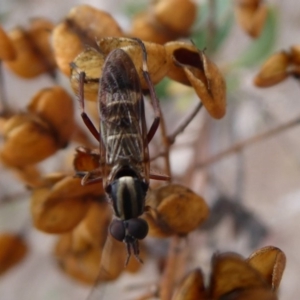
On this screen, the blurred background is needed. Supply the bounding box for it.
[0,0,300,299]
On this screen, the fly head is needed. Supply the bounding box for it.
[109,218,149,265]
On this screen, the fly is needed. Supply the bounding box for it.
[72,38,168,265]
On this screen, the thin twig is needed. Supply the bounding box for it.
[197,115,300,168]
[160,235,184,300]
[0,61,10,116]
[158,107,172,178]
[168,102,203,145]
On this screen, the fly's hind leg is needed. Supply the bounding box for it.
[133,38,162,144]
[71,62,100,142]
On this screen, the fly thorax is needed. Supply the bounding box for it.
[107,176,148,220]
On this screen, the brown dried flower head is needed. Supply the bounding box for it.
[27,86,75,147]
[0,86,74,168]
[254,51,290,87]
[130,0,197,44]
[4,18,56,78]
[130,12,174,45]
[70,37,169,101]
[0,114,59,168]
[31,175,103,233]
[290,45,300,65]
[71,201,112,252]
[52,5,123,76]
[55,241,103,285]
[11,165,43,188]
[70,47,105,102]
[0,25,17,61]
[172,246,284,300]
[145,184,209,237]
[235,0,268,38]
[152,0,197,36]
[165,41,226,119]
[247,246,286,292]
[172,269,206,300]
[0,233,27,276]
[207,249,282,300]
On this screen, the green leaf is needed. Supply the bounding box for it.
[122,0,148,18]
[211,13,234,52]
[234,7,278,68]
[154,77,172,101]
[191,0,234,54]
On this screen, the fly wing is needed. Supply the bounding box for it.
[98,49,148,179]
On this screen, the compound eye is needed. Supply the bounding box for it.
[127,218,149,240]
[110,219,125,242]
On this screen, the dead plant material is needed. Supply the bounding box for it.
[145,184,209,237]
[165,41,226,119]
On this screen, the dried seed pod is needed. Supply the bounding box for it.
[0,233,27,275]
[73,147,100,173]
[54,233,73,258]
[98,37,169,89]
[71,37,169,100]
[52,22,84,76]
[12,165,43,188]
[165,41,226,119]
[71,201,112,252]
[4,18,56,78]
[28,86,74,147]
[208,252,269,299]
[247,246,286,292]
[153,0,197,36]
[0,25,17,61]
[67,5,123,42]
[0,114,59,168]
[222,288,277,300]
[70,48,105,101]
[254,51,290,87]
[130,12,174,44]
[57,245,102,285]
[27,18,56,72]
[290,45,300,65]
[31,175,103,233]
[172,269,206,300]
[145,184,209,237]
[52,5,123,76]
[98,233,127,280]
[235,0,268,38]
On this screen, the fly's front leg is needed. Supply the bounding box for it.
[133,38,161,144]
[71,62,100,142]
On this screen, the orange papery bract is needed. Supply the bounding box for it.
[52,5,123,76]
[165,41,226,119]
[0,25,17,61]
[31,175,103,234]
[254,51,290,87]
[235,0,268,38]
[0,234,27,276]
[4,18,56,78]
[145,184,209,237]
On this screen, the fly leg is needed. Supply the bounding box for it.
[71,62,100,142]
[133,38,161,144]
[76,169,103,185]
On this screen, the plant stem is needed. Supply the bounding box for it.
[197,115,300,168]
[168,102,203,145]
[0,62,9,116]
[160,235,185,300]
